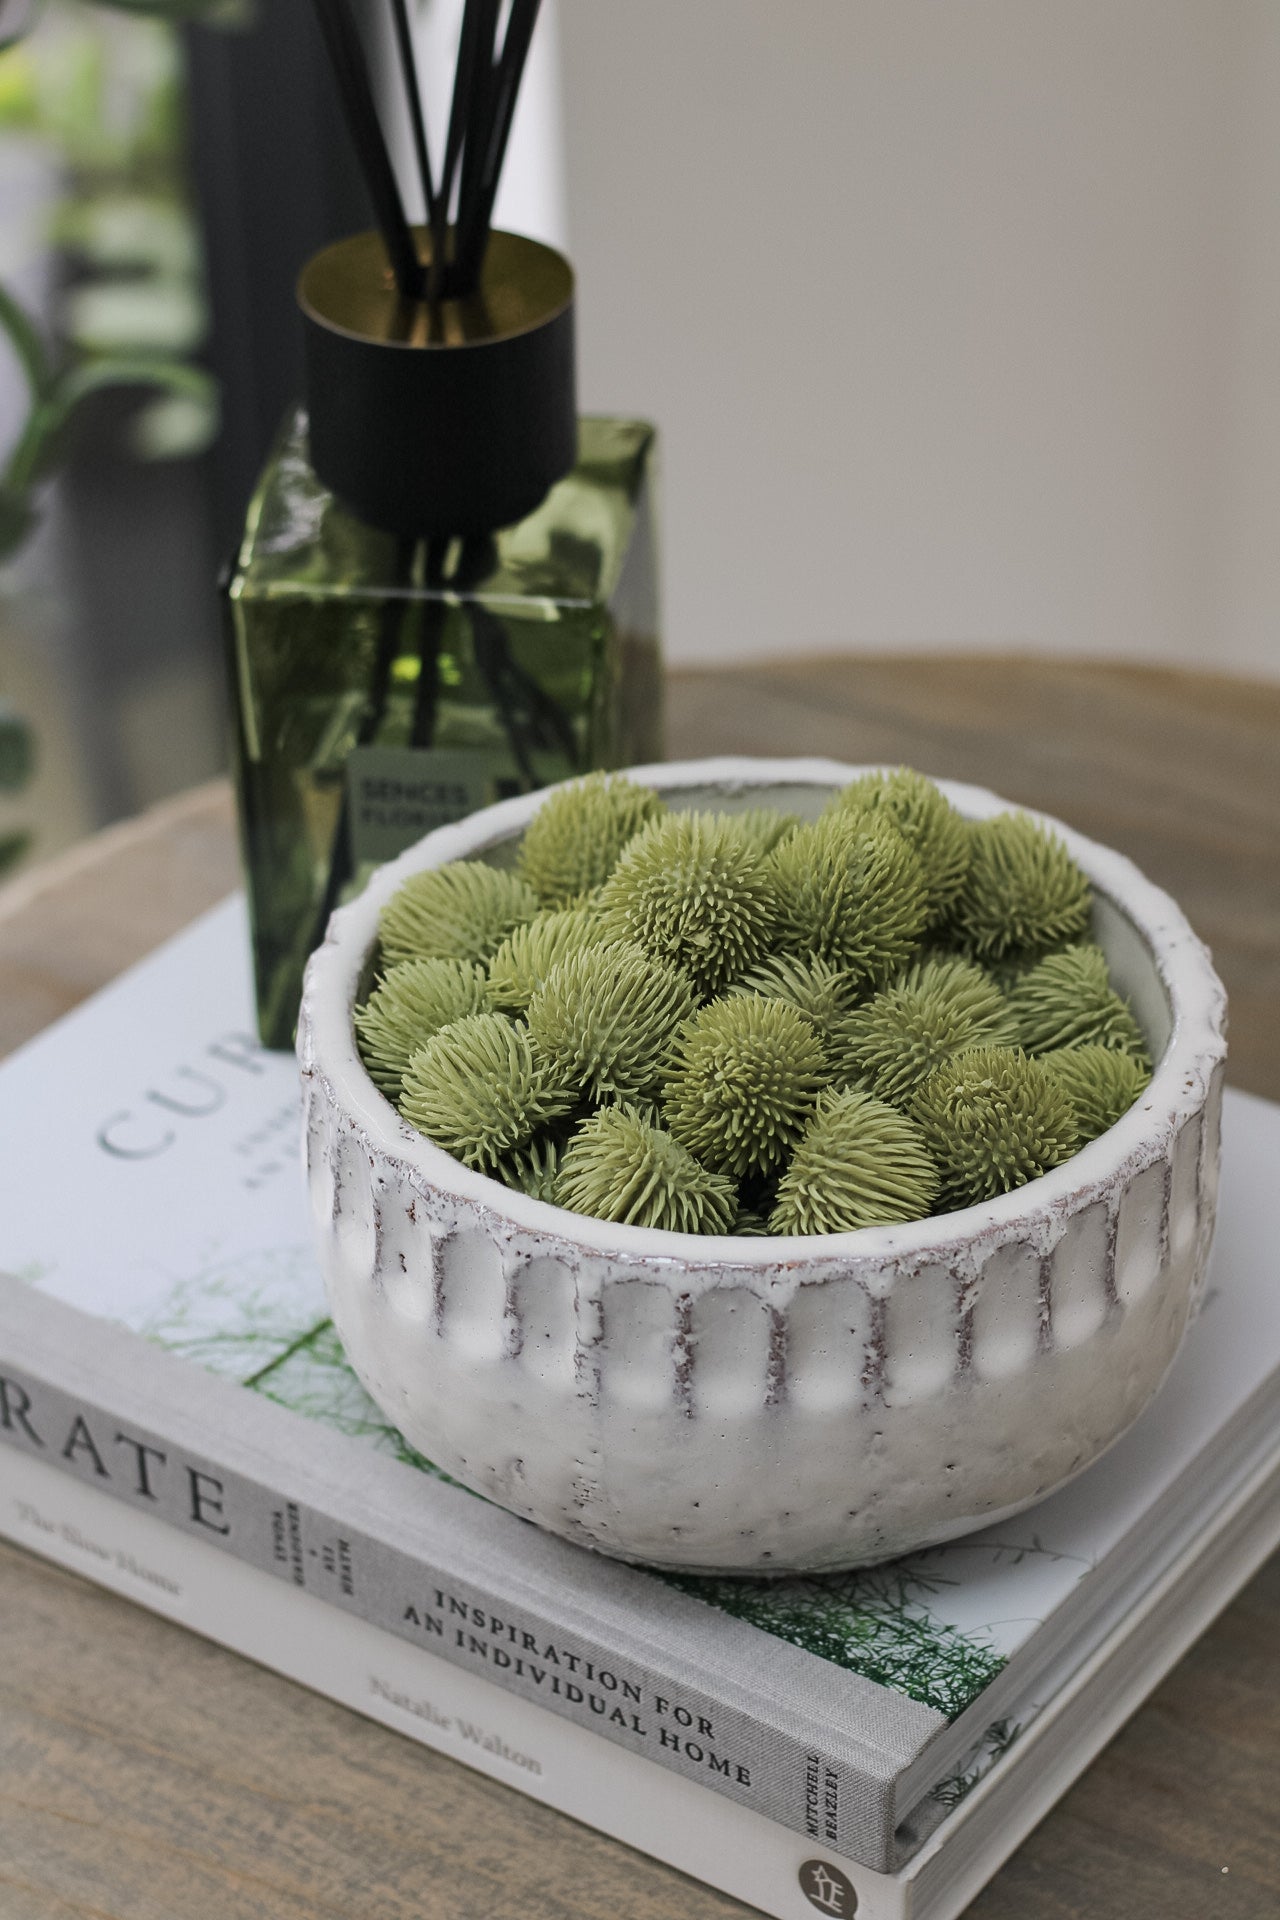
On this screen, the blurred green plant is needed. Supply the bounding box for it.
[0,0,237,57]
[0,0,231,558]
[85,1,240,18]
[0,696,32,784]
[0,279,213,556]
[0,0,234,882]
[0,695,33,874]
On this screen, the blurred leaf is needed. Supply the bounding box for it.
[2,7,186,172]
[0,702,34,789]
[0,282,52,399]
[0,0,234,571]
[26,25,105,165]
[43,350,215,428]
[0,831,31,877]
[0,0,41,54]
[89,0,236,18]
[0,42,40,120]
[129,380,217,458]
[54,192,199,275]
[63,276,205,355]
[3,354,217,515]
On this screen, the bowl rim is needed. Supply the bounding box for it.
[298,756,1228,1269]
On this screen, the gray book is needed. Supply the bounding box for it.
[2,896,1277,1886]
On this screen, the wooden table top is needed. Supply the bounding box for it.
[2,654,1277,1920]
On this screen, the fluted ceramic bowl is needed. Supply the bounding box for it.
[298,758,1228,1573]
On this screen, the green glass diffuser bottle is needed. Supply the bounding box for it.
[224,2,662,1048]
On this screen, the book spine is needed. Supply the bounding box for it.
[2,1441,906,1920]
[0,1346,899,1870]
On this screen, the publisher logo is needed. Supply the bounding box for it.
[798,1859,857,1916]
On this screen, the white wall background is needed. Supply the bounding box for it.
[557,1,1280,676]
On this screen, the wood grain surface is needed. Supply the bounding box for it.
[1,655,1277,1920]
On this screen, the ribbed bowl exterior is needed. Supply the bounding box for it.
[298,760,1228,1572]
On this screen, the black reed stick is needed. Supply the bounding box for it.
[311,0,422,301]
[455,0,542,292]
[485,0,542,186]
[456,534,581,775]
[440,0,486,235]
[469,597,581,781]
[313,0,543,306]
[388,0,436,223]
[410,538,448,748]
[453,0,501,285]
[387,0,450,309]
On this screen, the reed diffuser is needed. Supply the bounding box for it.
[225,0,662,1049]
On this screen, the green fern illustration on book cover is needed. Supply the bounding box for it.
[139,1260,1010,1733]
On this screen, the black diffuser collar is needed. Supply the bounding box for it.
[298,227,576,538]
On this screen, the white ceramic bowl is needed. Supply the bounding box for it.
[298,758,1228,1573]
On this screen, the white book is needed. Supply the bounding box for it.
[1,897,1277,1919]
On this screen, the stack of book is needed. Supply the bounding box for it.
[2,896,1277,1920]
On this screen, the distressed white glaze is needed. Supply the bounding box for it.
[298,758,1228,1572]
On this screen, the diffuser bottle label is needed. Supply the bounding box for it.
[346,745,524,868]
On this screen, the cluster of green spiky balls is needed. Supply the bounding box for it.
[354,770,1153,1236]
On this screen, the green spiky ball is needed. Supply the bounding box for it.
[1006,944,1150,1063]
[516,773,664,907]
[487,907,600,1012]
[730,1205,771,1236]
[912,1045,1079,1209]
[830,955,1017,1106]
[720,807,801,857]
[768,811,929,987]
[664,995,827,1177]
[526,941,696,1101]
[597,812,779,996]
[770,1088,940,1234]
[370,772,1152,1236]
[1039,1044,1151,1142]
[399,1013,574,1170]
[825,767,969,917]
[354,957,490,1101]
[495,1135,563,1204]
[949,813,1091,962]
[555,1105,737,1234]
[989,935,1107,992]
[728,952,860,1040]
[896,951,1006,1007]
[379,861,539,968]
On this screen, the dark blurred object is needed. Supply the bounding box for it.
[183,0,364,560]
